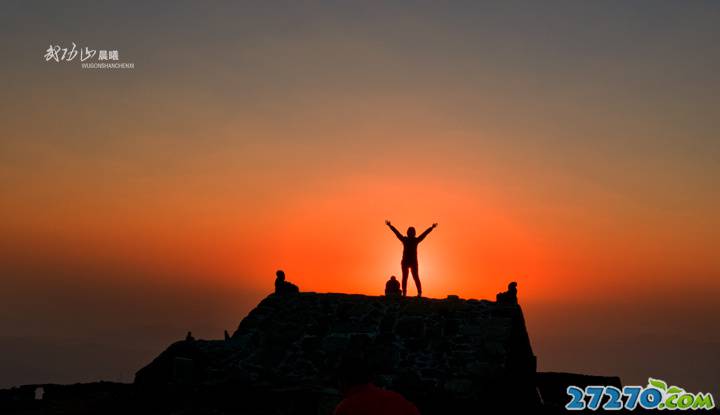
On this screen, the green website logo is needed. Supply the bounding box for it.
[566,377,716,411]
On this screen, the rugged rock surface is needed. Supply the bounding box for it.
[0,292,643,414]
[536,372,622,410]
[0,382,134,414]
[134,292,538,414]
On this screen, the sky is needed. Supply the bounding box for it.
[1,0,719,394]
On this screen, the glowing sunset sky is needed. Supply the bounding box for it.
[1,1,718,394]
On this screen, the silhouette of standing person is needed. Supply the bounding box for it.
[385,220,437,297]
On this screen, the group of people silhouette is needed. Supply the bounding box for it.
[270,219,520,415]
[275,219,520,305]
[275,220,438,298]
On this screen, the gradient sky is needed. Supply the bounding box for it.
[1,1,719,394]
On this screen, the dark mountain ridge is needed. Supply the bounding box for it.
[1,292,625,414]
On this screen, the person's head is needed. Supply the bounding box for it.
[336,355,371,393]
[276,270,285,281]
[390,275,397,281]
[407,226,416,237]
[508,281,517,290]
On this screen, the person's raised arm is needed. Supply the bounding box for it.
[385,220,404,241]
[417,223,438,242]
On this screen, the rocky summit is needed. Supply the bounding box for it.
[0,291,631,414]
[134,292,539,414]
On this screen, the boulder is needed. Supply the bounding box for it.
[135,292,540,413]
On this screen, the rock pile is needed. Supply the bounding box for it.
[135,292,538,414]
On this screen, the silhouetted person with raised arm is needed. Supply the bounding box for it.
[385,220,437,297]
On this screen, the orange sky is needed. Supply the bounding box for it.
[4,143,717,301]
[1,0,719,394]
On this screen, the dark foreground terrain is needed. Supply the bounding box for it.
[2,292,669,414]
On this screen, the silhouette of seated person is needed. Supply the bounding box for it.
[384,275,402,297]
[496,281,518,304]
[334,355,420,415]
[274,269,299,295]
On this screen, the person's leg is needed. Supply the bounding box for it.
[411,262,421,297]
[401,263,409,297]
